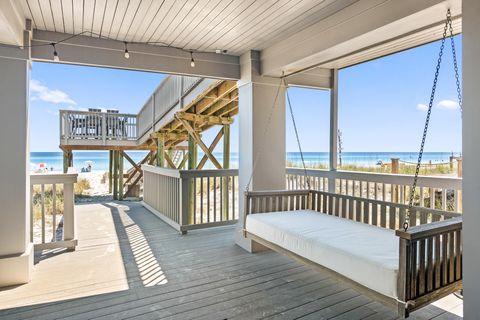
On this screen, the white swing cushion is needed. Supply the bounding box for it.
[246,210,399,298]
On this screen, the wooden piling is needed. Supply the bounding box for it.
[108,150,113,193]
[119,150,124,200]
[113,150,118,200]
[187,122,197,224]
[222,124,230,220]
[156,134,165,167]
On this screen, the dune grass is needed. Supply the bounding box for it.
[287,161,458,176]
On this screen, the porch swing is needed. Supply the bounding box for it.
[243,9,463,318]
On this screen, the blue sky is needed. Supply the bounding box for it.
[30,36,462,153]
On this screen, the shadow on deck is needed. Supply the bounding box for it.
[0,201,463,319]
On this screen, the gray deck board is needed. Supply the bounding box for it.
[0,201,462,319]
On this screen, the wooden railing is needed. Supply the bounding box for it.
[30,170,78,251]
[286,168,462,212]
[142,165,238,233]
[136,75,203,140]
[59,110,138,142]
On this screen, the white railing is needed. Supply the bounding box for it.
[142,165,238,233]
[30,169,78,251]
[286,168,462,212]
[136,75,202,140]
[59,110,138,142]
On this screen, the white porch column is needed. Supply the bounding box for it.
[462,0,480,317]
[328,69,339,192]
[236,51,286,252]
[0,39,33,286]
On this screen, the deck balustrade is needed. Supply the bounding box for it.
[286,168,462,212]
[142,165,238,233]
[142,165,462,234]
[59,110,138,143]
[30,169,78,250]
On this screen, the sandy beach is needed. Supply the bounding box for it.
[77,170,109,196]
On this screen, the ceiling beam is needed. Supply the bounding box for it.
[261,0,461,76]
[30,30,240,80]
[284,67,332,89]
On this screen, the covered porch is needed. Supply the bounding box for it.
[0,0,479,318]
[0,200,462,319]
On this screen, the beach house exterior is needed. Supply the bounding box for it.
[0,0,478,318]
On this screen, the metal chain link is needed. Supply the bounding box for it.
[404,10,450,231]
[448,11,463,113]
[284,78,311,189]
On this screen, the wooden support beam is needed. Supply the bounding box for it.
[197,127,224,170]
[123,151,151,186]
[113,150,118,200]
[121,151,140,171]
[63,151,72,173]
[151,131,189,141]
[204,90,239,115]
[118,151,124,200]
[155,134,165,167]
[179,118,223,169]
[178,151,188,170]
[223,124,231,169]
[176,111,233,126]
[222,124,231,220]
[164,152,176,169]
[108,150,113,193]
[195,81,237,114]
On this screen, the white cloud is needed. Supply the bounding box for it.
[417,103,428,111]
[437,99,459,110]
[46,109,59,116]
[30,79,76,105]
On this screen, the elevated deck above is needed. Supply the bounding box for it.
[59,75,238,151]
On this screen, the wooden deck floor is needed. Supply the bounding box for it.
[0,201,463,319]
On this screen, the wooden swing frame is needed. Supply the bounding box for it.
[243,189,463,318]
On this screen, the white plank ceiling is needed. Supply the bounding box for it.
[19,0,358,55]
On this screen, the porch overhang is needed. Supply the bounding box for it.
[261,0,462,77]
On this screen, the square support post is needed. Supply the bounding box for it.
[462,0,480,317]
[328,69,339,193]
[236,51,286,252]
[0,37,34,286]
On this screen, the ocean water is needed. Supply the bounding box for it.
[30,151,460,172]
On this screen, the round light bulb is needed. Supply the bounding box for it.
[53,51,60,62]
[124,50,130,59]
[190,59,195,68]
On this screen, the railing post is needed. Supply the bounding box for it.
[102,113,106,144]
[391,158,400,202]
[63,177,76,250]
[179,172,189,234]
[397,238,410,318]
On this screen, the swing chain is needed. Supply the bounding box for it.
[284,78,311,190]
[404,9,450,231]
[404,9,461,231]
[448,11,463,113]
